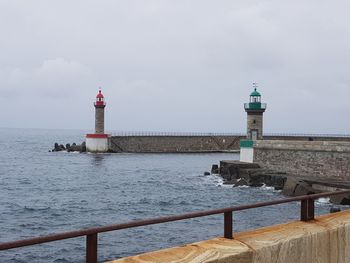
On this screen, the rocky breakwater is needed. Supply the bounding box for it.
[51,142,86,153]
[218,160,350,205]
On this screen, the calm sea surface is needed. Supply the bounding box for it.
[0,128,339,262]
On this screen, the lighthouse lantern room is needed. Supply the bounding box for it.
[86,89,109,152]
[244,84,267,140]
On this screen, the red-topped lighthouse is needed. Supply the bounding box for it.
[94,89,106,134]
[86,89,109,152]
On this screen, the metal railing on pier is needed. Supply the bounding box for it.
[110,131,245,137]
[264,133,350,138]
[1,190,350,263]
[107,131,350,138]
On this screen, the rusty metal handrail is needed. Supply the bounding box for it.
[1,190,350,263]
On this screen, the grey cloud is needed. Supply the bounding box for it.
[0,1,349,133]
[1,58,91,98]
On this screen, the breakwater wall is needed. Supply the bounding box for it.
[254,140,350,180]
[109,134,350,153]
[107,210,350,263]
[109,136,243,153]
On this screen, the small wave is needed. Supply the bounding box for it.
[236,185,249,188]
[316,197,330,205]
[2,202,22,209]
[158,200,171,206]
[19,180,31,185]
[24,206,51,212]
[53,258,70,263]
[139,198,151,204]
[260,184,276,190]
[19,223,35,227]
[167,236,177,242]
[216,182,234,188]
[200,174,231,188]
[50,212,62,217]
[258,184,282,193]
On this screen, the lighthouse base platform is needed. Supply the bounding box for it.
[86,134,109,153]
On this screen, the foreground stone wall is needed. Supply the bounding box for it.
[109,135,350,153]
[254,140,350,179]
[106,210,350,263]
[109,136,243,153]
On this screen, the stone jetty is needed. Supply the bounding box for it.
[218,160,350,205]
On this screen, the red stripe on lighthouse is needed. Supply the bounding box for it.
[86,134,109,138]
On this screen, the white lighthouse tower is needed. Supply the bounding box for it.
[86,89,109,152]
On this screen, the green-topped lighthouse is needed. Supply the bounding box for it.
[244,83,267,140]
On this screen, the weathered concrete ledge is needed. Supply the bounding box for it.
[106,210,350,263]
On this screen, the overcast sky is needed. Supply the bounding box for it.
[1,1,349,134]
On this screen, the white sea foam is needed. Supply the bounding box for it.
[260,184,276,191]
[316,197,330,205]
[204,174,233,188]
[236,185,249,188]
[219,183,234,188]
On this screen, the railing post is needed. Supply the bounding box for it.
[86,233,98,263]
[300,199,308,221]
[300,199,315,221]
[307,199,315,220]
[224,211,233,239]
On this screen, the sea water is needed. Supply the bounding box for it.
[0,128,338,262]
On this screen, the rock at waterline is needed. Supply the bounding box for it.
[233,178,249,187]
[218,160,350,205]
[211,164,219,174]
[52,143,66,152]
[330,194,350,205]
[282,177,316,196]
[51,142,86,153]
